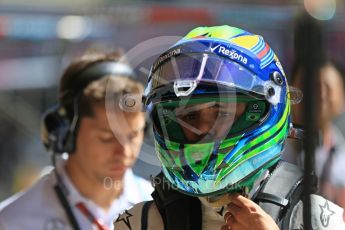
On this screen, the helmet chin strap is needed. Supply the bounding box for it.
[205,187,250,208]
[205,168,271,208]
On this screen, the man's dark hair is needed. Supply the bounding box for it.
[58,50,143,119]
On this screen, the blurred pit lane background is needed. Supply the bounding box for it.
[0,0,345,201]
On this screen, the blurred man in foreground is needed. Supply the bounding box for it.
[0,51,153,230]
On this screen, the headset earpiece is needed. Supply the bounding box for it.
[41,105,76,154]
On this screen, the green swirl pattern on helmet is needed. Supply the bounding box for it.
[156,99,290,187]
[215,99,290,185]
[215,101,290,184]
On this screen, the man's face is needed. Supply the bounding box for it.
[320,65,345,119]
[292,65,345,128]
[175,101,246,143]
[68,104,145,182]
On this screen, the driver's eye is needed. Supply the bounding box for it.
[181,112,198,121]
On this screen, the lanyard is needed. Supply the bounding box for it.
[54,184,81,230]
[76,202,109,230]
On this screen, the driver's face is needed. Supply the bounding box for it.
[175,102,246,142]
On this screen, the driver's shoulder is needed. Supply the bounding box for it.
[113,201,164,230]
[289,194,345,230]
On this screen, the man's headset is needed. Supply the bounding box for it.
[41,61,136,154]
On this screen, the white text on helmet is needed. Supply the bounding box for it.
[152,48,181,71]
[215,46,248,65]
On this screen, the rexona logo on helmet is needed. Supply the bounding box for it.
[143,25,293,197]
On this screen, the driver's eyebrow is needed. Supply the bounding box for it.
[175,101,217,116]
[218,104,233,110]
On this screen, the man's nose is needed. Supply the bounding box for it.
[112,138,130,156]
[195,119,214,135]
